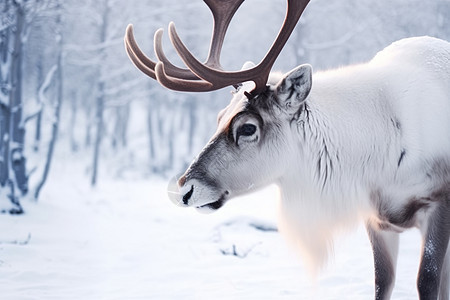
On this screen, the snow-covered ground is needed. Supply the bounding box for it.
[0,162,425,299]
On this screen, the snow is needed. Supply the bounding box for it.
[0,164,425,299]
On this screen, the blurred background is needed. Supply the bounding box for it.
[0,0,449,212]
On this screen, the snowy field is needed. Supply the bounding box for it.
[0,163,425,299]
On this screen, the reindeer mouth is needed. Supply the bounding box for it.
[196,193,228,211]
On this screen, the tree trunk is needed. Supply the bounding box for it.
[91,81,104,186]
[34,4,64,200]
[146,98,156,171]
[9,1,27,198]
[34,56,43,152]
[0,0,26,213]
[91,0,109,186]
[0,0,12,197]
[84,105,92,148]
[120,102,129,148]
[187,100,197,154]
[111,103,129,150]
[69,91,79,152]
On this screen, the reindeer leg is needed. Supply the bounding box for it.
[366,222,400,300]
[417,198,450,300]
[438,243,450,300]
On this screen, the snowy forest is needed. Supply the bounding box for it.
[1,0,450,298]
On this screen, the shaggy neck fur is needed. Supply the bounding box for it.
[275,65,402,275]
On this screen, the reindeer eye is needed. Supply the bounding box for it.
[237,123,257,137]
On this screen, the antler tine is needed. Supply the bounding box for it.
[168,22,260,89]
[154,62,214,92]
[125,24,157,79]
[253,0,310,94]
[153,29,199,80]
[125,24,201,81]
[203,0,245,69]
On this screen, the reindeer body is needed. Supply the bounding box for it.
[176,36,450,299]
[276,37,450,299]
[125,1,450,296]
[280,36,450,243]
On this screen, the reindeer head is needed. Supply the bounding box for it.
[125,0,311,212]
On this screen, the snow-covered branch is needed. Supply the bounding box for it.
[36,64,57,107]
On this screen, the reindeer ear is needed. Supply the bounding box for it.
[275,64,312,112]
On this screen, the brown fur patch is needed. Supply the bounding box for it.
[370,190,431,230]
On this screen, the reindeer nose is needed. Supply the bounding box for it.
[178,175,187,187]
[167,174,188,207]
[168,173,195,207]
[182,185,194,205]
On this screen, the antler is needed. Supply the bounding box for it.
[125,0,310,96]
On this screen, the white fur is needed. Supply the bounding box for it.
[276,36,450,273]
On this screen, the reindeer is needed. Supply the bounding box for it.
[124,0,450,299]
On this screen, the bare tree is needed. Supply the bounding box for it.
[90,0,110,186]
[33,0,64,200]
[0,0,28,213]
